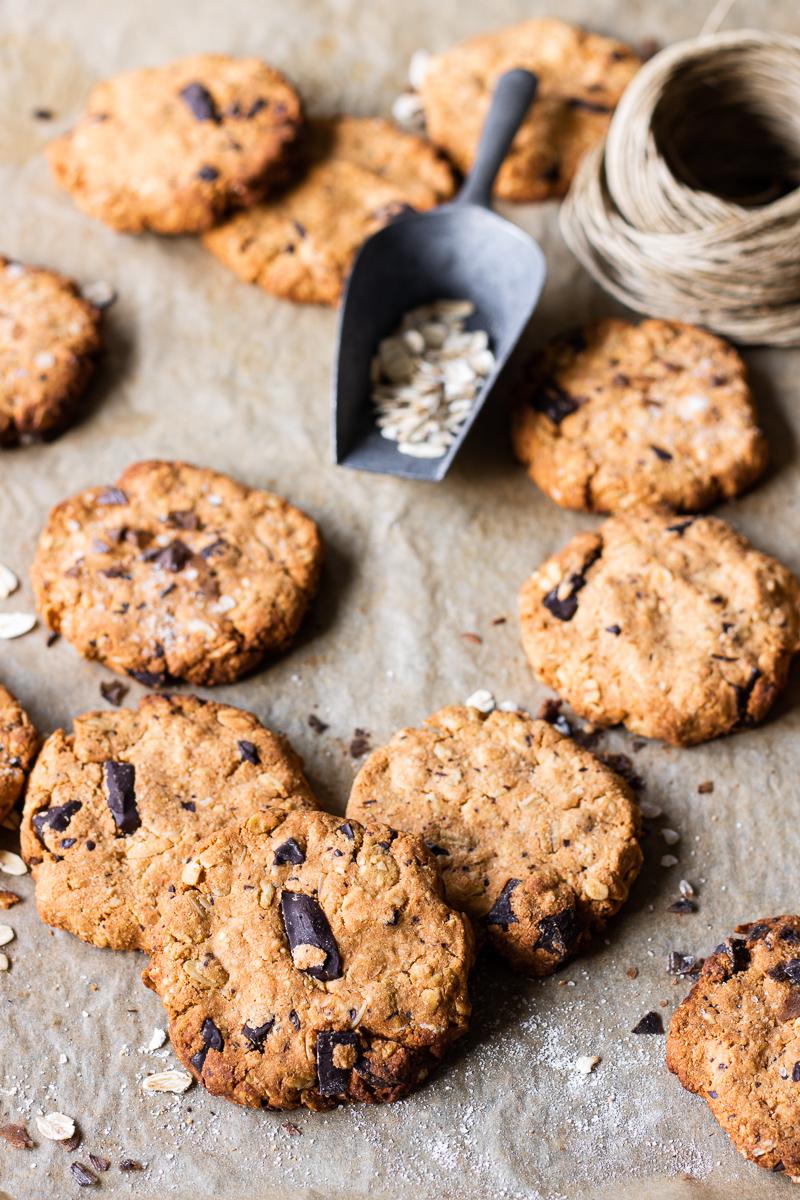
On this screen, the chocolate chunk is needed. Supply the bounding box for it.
[650,445,673,462]
[100,679,129,707]
[202,1017,224,1051]
[632,1011,664,1034]
[337,822,355,840]
[781,926,800,943]
[667,952,699,976]
[532,381,581,424]
[104,761,140,834]
[180,800,196,812]
[197,164,219,180]
[246,97,268,117]
[88,1155,110,1173]
[149,540,193,572]
[536,907,579,956]
[127,668,172,688]
[349,729,371,757]
[0,1122,34,1149]
[744,922,770,940]
[32,799,82,841]
[179,82,220,122]
[273,838,305,865]
[543,548,601,621]
[61,838,76,849]
[200,538,227,559]
[768,958,800,985]
[166,509,200,531]
[242,1019,274,1052]
[735,667,761,722]
[289,1010,301,1030]
[316,1030,359,1096]
[667,898,697,914]
[566,96,612,114]
[425,842,450,857]
[485,879,521,929]
[237,740,260,764]
[793,1062,800,1083]
[605,624,622,635]
[280,892,342,981]
[666,518,694,536]
[719,938,751,974]
[308,713,328,734]
[70,1162,98,1187]
[96,487,128,506]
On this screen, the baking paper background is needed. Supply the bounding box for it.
[1,1,799,1196]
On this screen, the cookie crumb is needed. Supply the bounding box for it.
[0,1123,34,1149]
[575,1054,601,1074]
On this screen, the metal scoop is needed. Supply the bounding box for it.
[333,68,546,481]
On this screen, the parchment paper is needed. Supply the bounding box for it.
[1,1,799,1197]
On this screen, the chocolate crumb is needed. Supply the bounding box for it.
[308,713,328,734]
[100,680,129,707]
[119,1159,145,1172]
[632,1011,664,1035]
[349,729,371,757]
[237,740,260,765]
[62,1128,82,1152]
[46,631,60,647]
[626,966,638,980]
[32,107,55,120]
[697,780,714,794]
[88,1154,110,1173]
[70,1162,98,1187]
[281,1122,302,1136]
[667,898,697,914]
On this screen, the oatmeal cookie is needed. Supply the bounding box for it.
[0,685,38,823]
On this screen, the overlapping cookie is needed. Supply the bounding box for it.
[419,18,640,201]
[142,808,474,1109]
[31,459,323,686]
[512,319,768,513]
[0,685,38,824]
[204,116,455,305]
[48,54,303,234]
[21,694,317,949]
[519,512,800,745]
[0,257,103,446]
[347,705,642,975]
[667,917,800,1181]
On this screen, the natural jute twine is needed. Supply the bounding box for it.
[560,30,800,346]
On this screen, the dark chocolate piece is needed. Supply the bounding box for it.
[242,1019,275,1052]
[485,879,521,929]
[179,82,220,123]
[280,892,342,981]
[237,740,260,764]
[32,800,82,841]
[632,1011,664,1034]
[104,761,140,835]
[536,907,579,956]
[531,381,581,425]
[316,1030,359,1096]
[273,838,305,866]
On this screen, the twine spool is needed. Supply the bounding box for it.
[560,30,800,346]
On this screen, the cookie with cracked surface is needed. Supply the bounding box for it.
[142,808,474,1109]
[0,257,102,446]
[48,54,303,234]
[204,117,455,305]
[512,319,768,513]
[419,19,640,202]
[20,693,316,950]
[347,705,641,975]
[0,685,38,824]
[667,916,800,1182]
[519,512,800,746]
[31,459,323,686]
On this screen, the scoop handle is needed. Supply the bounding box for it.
[456,68,539,208]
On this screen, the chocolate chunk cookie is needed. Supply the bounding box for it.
[20,694,317,949]
[667,917,800,1181]
[347,705,641,975]
[31,459,323,686]
[519,512,800,745]
[0,258,102,446]
[419,19,640,201]
[512,319,768,513]
[48,54,303,234]
[142,808,474,1109]
[204,117,455,305]
[0,685,38,824]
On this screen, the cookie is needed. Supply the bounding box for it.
[667,917,800,1181]
[519,512,800,746]
[20,693,317,950]
[204,117,455,305]
[0,258,102,446]
[347,705,641,975]
[0,685,38,824]
[142,808,474,1110]
[48,54,303,234]
[31,459,323,686]
[419,19,640,202]
[512,319,768,513]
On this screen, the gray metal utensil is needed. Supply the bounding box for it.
[333,68,546,481]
